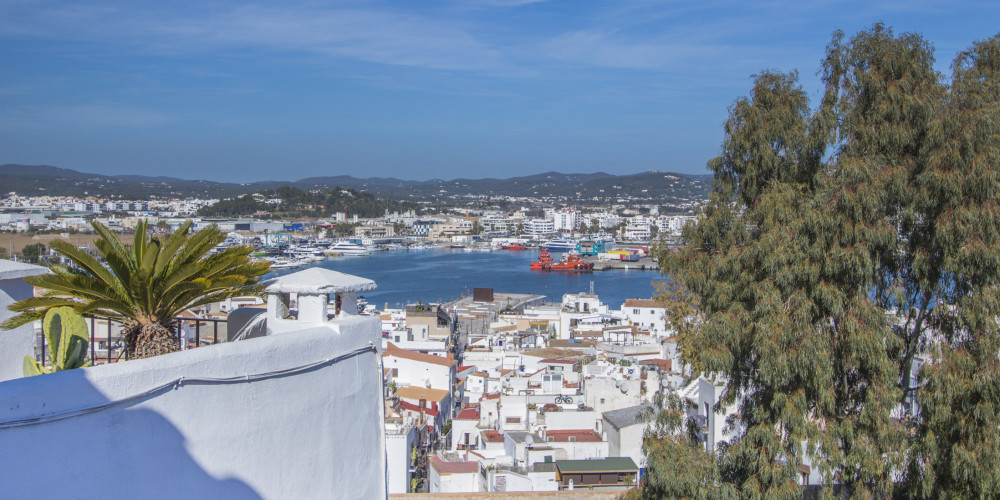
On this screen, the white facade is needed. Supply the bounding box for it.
[386,418,419,494]
[523,218,554,236]
[546,208,579,232]
[383,346,457,393]
[624,216,652,241]
[0,261,49,382]
[603,404,653,470]
[621,299,668,336]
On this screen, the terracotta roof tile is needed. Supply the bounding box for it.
[429,456,479,475]
[383,342,457,368]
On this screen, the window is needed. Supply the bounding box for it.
[568,436,576,442]
[600,398,605,404]
[633,309,639,314]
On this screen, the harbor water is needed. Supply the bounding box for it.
[266,248,663,309]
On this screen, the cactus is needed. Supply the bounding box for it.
[23,307,92,377]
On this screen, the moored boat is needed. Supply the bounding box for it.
[324,241,372,256]
[501,242,528,250]
[548,252,594,272]
[530,249,555,271]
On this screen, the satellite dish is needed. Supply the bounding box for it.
[621,384,629,394]
[425,378,432,388]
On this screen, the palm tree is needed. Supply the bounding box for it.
[2,220,270,359]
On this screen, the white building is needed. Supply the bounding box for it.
[603,404,653,471]
[621,299,668,336]
[624,216,652,241]
[546,208,579,233]
[429,456,485,493]
[523,218,554,236]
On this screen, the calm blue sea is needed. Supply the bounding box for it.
[265,248,663,309]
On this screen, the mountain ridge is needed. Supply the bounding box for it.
[0,164,711,203]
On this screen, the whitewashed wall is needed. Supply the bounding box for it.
[385,421,418,494]
[0,318,386,499]
[0,277,37,382]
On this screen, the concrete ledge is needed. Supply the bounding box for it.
[390,491,627,499]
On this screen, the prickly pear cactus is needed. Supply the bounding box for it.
[22,307,92,377]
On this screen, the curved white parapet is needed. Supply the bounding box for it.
[0,320,387,500]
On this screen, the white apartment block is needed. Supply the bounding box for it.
[623,216,652,241]
[523,218,554,236]
[546,208,579,232]
[621,299,667,336]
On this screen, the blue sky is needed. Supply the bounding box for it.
[2,0,998,182]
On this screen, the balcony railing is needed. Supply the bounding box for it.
[35,315,229,366]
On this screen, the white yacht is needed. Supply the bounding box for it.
[544,238,578,252]
[324,241,372,256]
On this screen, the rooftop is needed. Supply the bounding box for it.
[556,457,639,473]
[624,299,663,308]
[383,343,458,368]
[481,430,504,443]
[395,386,449,402]
[602,404,653,431]
[544,430,602,442]
[429,456,479,475]
[455,408,480,420]
[506,431,543,444]
[264,267,376,294]
[522,347,583,360]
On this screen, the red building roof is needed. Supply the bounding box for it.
[429,456,479,475]
[482,430,504,443]
[383,342,457,368]
[544,430,603,442]
[399,400,440,417]
[455,408,480,420]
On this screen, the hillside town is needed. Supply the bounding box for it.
[379,286,703,493]
[0,192,695,241]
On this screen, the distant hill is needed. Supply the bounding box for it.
[0,164,710,204]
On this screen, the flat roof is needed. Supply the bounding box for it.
[556,457,639,473]
[429,456,479,475]
[603,404,653,431]
[383,343,457,368]
[624,299,663,308]
[395,386,449,402]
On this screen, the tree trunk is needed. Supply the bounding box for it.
[123,321,179,359]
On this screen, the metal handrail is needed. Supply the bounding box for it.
[37,315,229,366]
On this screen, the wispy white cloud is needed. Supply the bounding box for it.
[0,2,515,73]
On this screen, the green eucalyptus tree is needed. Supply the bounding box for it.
[902,34,1000,498]
[646,23,1000,498]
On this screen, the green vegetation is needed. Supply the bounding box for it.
[22,307,92,377]
[19,243,46,263]
[645,25,1000,498]
[197,186,420,219]
[3,220,270,359]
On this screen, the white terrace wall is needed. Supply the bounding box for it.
[0,317,387,500]
[0,261,48,382]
